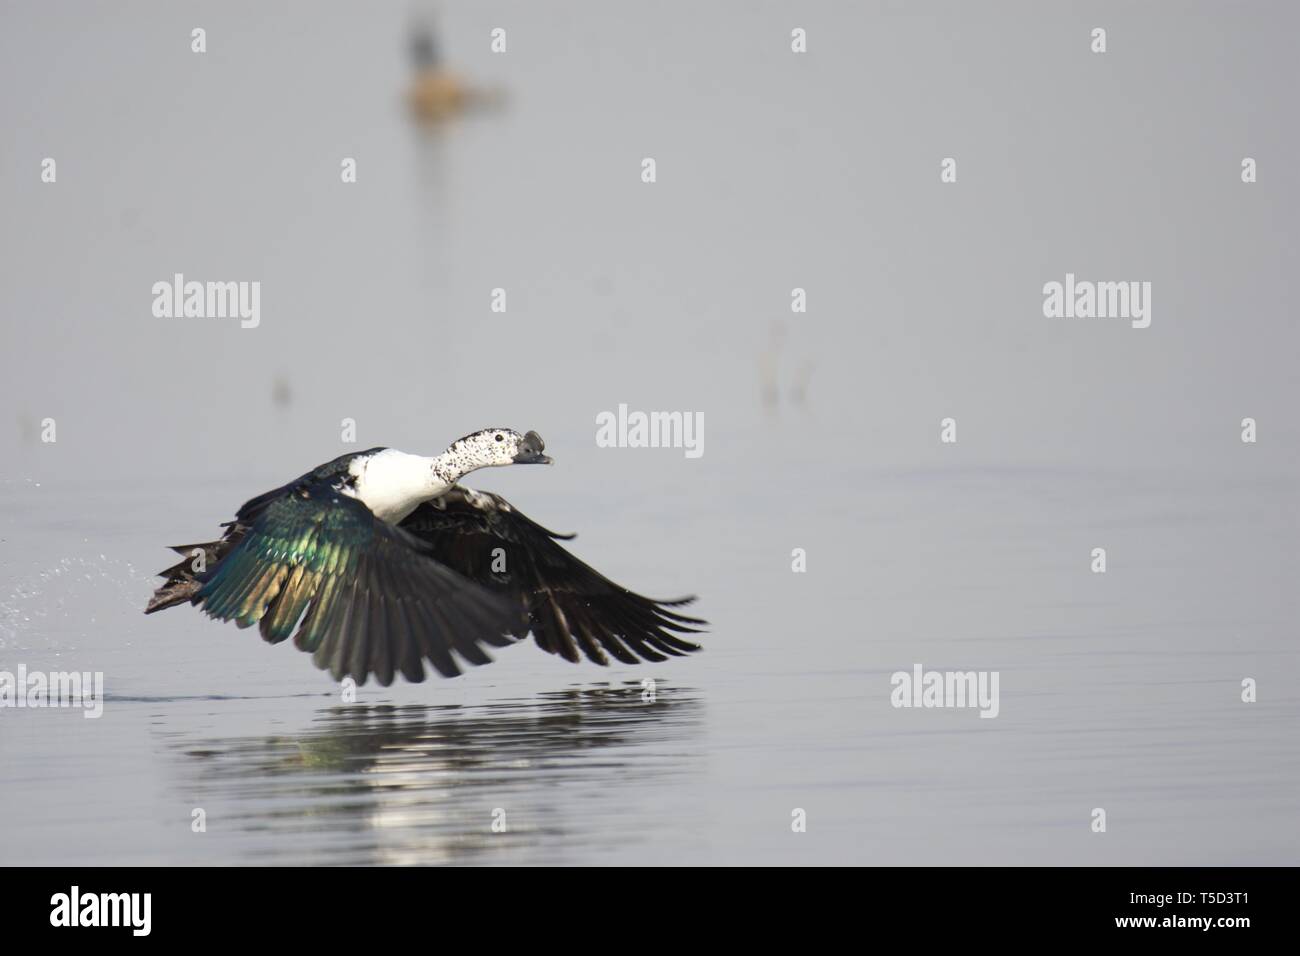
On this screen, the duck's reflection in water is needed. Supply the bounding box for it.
[173,684,703,865]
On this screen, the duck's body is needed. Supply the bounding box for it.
[146,429,704,685]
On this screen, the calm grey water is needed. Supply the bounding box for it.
[2,2,1299,865]
[2,457,1297,865]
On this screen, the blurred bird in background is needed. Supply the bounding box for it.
[406,13,504,124]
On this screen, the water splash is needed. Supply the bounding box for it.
[0,554,152,651]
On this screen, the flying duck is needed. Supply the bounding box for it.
[145,429,705,685]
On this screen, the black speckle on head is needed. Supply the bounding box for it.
[452,427,512,447]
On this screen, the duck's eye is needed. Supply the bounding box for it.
[494,434,503,442]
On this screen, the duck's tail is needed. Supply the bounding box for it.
[144,536,237,614]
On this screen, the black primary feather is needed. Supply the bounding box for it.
[401,488,706,667]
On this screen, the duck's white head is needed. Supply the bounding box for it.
[442,428,551,474]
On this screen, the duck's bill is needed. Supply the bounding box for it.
[513,429,551,464]
[512,450,553,464]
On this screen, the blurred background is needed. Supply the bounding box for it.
[1,1,1297,865]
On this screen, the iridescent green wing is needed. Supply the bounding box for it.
[196,485,524,686]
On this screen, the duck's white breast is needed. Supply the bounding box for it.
[348,449,447,524]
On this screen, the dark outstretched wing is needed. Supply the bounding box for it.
[192,482,526,685]
[400,488,706,666]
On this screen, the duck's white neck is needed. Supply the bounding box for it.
[349,448,474,523]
